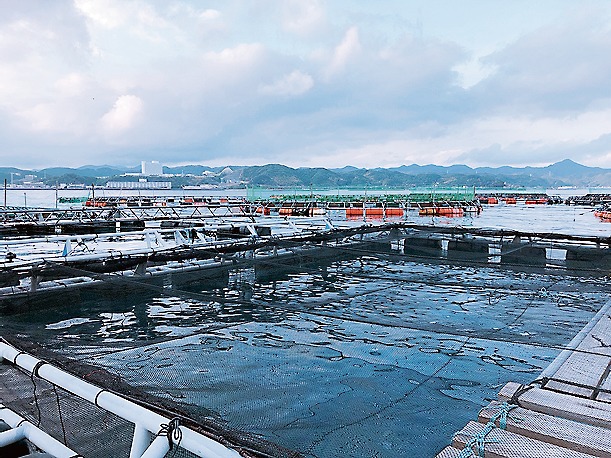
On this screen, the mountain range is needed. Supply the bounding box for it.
[0,159,609,188]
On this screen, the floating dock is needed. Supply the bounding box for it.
[0,204,252,237]
[565,193,611,206]
[436,299,611,457]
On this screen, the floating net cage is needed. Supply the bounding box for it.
[1,229,610,457]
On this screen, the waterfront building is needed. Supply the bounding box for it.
[105,179,171,189]
[141,160,163,176]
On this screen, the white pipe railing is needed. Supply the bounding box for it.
[539,299,611,381]
[0,403,80,457]
[0,341,242,458]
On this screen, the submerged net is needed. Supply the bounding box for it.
[1,232,610,457]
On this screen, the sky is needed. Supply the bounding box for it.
[2,0,611,170]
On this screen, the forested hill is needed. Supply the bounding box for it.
[1,159,610,188]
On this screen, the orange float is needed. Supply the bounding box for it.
[346,208,364,216]
[385,208,404,216]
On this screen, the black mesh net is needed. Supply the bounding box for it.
[1,234,610,457]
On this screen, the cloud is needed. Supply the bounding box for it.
[259,70,314,96]
[74,0,126,29]
[281,0,325,35]
[202,42,265,67]
[101,95,143,133]
[16,103,60,133]
[1,1,611,170]
[324,26,361,79]
[55,72,90,97]
[251,105,611,169]
[452,55,498,89]
[474,7,611,113]
[199,9,221,21]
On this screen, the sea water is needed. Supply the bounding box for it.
[1,192,611,457]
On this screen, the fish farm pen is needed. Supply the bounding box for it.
[1,196,611,457]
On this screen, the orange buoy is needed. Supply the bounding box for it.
[385,208,404,216]
[365,208,384,216]
[346,208,364,216]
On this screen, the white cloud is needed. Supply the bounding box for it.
[203,43,265,67]
[101,95,143,133]
[324,26,361,79]
[452,55,498,89]
[200,9,221,21]
[282,0,325,35]
[473,8,611,113]
[55,73,89,97]
[74,0,126,29]
[75,0,175,45]
[16,103,59,132]
[259,71,314,96]
[313,108,611,168]
[2,1,611,169]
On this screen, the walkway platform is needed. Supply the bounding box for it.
[435,300,611,457]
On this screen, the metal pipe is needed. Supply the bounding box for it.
[0,342,241,458]
[540,299,611,381]
[130,423,154,458]
[0,426,26,447]
[140,435,171,458]
[0,404,79,457]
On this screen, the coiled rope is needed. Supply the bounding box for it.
[456,402,517,457]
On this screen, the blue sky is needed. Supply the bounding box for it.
[2,0,611,169]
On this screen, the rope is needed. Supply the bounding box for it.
[32,360,48,378]
[11,350,26,364]
[94,389,109,408]
[509,384,535,407]
[456,422,496,457]
[539,376,611,399]
[156,417,182,452]
[29,367,43,427]
[457,403,516,457]
[53,384,68,445]
[488,402,517,430]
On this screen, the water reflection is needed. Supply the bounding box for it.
[3,252,605,348]
[1,251,608,457]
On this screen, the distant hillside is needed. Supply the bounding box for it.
[1,159,610,188]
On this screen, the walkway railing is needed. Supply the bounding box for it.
[0,340,242,458]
